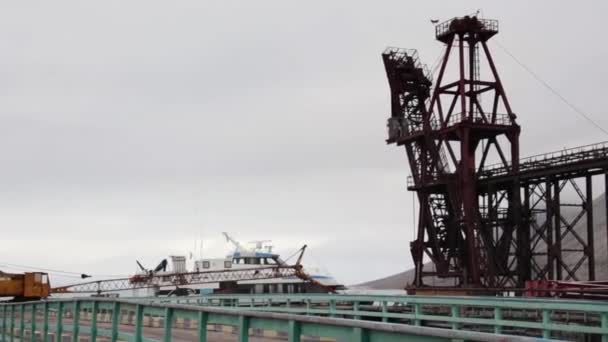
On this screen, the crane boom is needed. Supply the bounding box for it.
[51,244,337,295]
[52,266,301,294]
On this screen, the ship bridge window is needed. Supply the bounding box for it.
[244,258,260,265]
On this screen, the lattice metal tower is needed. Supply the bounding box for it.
[383,16,523,287]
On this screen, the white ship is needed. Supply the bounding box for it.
[129,233,343,297]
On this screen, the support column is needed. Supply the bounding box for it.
[413,194,427,287]
[468,40,475,119]
[460,126,480,286]
[458,34,467,118]
[587,175,595,280]
[545,180,554,279]
[517,184,531,286]
[553,179,562,280]
[605,172,608,264]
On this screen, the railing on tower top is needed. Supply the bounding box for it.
[435,17,499,39]
[382,47,432,81]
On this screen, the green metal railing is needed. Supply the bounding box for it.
[137,294,608,341]
[0,297,547,342]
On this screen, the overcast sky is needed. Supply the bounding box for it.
[1,1,607,286]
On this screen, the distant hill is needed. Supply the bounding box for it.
[355,267,415,289]
[359,193,608,289]
[356,262,455,289]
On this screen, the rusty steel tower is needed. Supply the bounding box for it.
[383,16,608,290]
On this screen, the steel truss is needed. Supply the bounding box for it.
[52,266,302,294]
[383,16,608,289]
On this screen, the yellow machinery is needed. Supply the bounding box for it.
[0,271,50,300]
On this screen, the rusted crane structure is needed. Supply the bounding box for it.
[383,16,608,289]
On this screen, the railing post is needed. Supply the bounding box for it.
[353,327,369,342]
[541,309,551,339]
[329,300,336,318]
[30,303,36,342]
[9,305,14,342]
[19,304,25,340]
[91,301,98,342]
[288,320,301,342]
[494,307,502,334]
[353,301,361,320]
[163,307,173,342]
[238,316,249,342]
[601,312,608,342]
[381,301,388,323]
[451,305,459,330]
[1,305,6,341]
[306,299,311,316]
[111,302,120,342]
[197,311,208,342]
[413,303,421,326]
[71,301,80,342]
[134,304,144,342]
[42,302,49,342]
[55,302,63,342]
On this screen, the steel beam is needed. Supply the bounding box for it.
[586,175,595,280]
